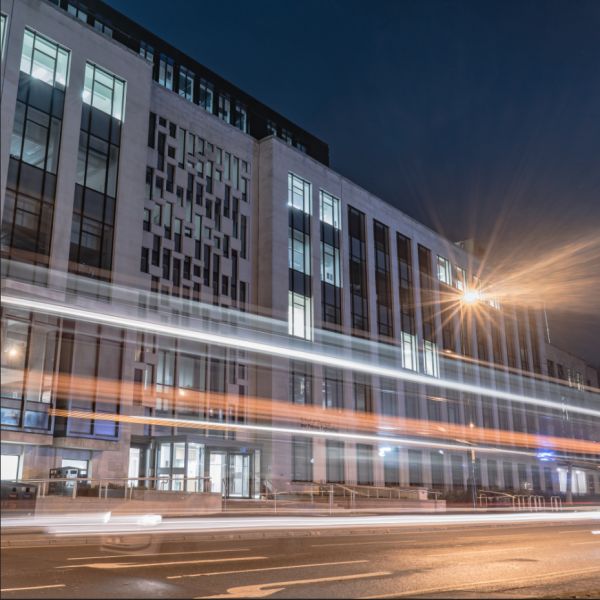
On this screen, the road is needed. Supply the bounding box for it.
[1,519,599,598]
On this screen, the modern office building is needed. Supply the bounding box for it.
[1,0,598,498]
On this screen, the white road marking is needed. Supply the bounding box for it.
[68,548,249,560]
[558,529,590,534]
[58,555,267,570]
[167,559,368,579]
[1,584,66,592]
[312,540,418,548]
[361,565,600,598]
[570,540,600,545]
[427,546,533,557]
[197,571,392,599]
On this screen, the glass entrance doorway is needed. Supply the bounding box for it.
[209,452,226,494]
[228,454,250,497]
[137,436,260,498]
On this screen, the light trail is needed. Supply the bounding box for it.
[49,408,541,457]
[12,371,597,456]
[2,511,598,537]
[3,294,599,420]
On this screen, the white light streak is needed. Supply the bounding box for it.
[3,295,599,420]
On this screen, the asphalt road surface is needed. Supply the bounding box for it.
[2,520,599,598]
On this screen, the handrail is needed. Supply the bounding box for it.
[11,476,213,498]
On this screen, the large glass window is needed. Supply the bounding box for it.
[423,340,439,377]
[2,31,69,264]
[292,437,313,482]
[289,361,312,405]
[289,228,311,274]
[348,207,368,332]
[322,367,343,409]
[437,255,452,285]
[20,29,69,87]
[158,54,174,90]
[70,64,125,279]
[178,65,194,102]
[320,242,340,286]
[83,63,125,121]
[288,173,311,214]
[1,14,6,60]
[199,79,213,112]
[288,292,312,340]
[218,94,231,123]
[320,191,341,327]
[374,220,393,337]
[320,190,340,229]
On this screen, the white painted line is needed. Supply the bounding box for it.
[197,571,392,599]
[168,559,368,580]
[59,555,267,570]
[361,565,600,598]
[427,546,533,557]
[558,529,591,534]
[312,540,417,548]
[68,548,249,560]
[1,584,66,593]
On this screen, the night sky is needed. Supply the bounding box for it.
[106,0,600,367]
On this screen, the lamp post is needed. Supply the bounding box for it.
[460,288,480,511]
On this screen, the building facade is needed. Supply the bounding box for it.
[1,0,598,498]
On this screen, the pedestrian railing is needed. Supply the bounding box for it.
[550,496,563,511]
[11,476,213,500]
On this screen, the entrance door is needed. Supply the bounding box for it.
[209,452,226,494]
[228,454,250,498]
[128,448,140,487]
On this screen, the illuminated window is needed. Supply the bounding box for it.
[1,13,7,59]
[82,62,125,121]
[288,291,312,340]
[20,29,69,87]
[401,331,417,371]
[454,265,466,291]
[320,190,340,229]
[423,340,439,377]
[288,173,311,214]
[437,255,451,285]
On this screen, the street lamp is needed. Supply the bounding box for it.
[462,288,481,305]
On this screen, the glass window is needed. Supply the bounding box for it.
[1,14,7,60]
[178,65,194,102]
[423,340,439,377]
[322,367,343,409]
[320,242,340,287]
[20,29,70,87]
[218,94,231,123]
[288,291,312,340]
[288,173,311,214]
[0,454,20,480]
[401,331,417,371]
[455,265,466,291]
[158,54,174,90]
[319,190,340,229]
[437,255,451,285]
[288,228,311,274]
[139,41,154,62]
[83,63,125,121]
[199,79,213,113]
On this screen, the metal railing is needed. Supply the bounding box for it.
[12,476,213,499]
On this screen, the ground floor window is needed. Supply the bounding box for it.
[1,454,20,480]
